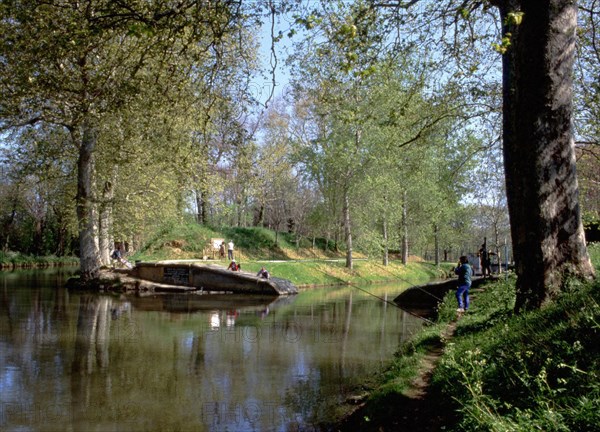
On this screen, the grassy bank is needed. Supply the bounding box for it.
[132,223,341,262]
[341,242,600,431]
[131,222,453,287]
[2,222,454,288]
[228,259,448,288]
[0,251,79,269]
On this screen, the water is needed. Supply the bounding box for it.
[0,268,426,431]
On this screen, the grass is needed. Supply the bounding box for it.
[0,251,79,268]
[241,259,446,287]
[129,221,453,287]
[343,242,600,431]
[132,222,352,262]
[432,274,600,431]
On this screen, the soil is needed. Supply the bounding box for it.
[331,321,459,432]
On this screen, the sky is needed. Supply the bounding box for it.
[253,12,297,108]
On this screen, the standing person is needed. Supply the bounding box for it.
[219,242,225,259]
[454,255,473,313]
[256,266,270,279]
[227,240,234,260]
[479,244,491,277]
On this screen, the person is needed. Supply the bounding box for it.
[219,242,225,259]
[479,244,491,277]
[111,247,132,269]
[227,240,234,260]
[227,259,240,271]
[256,266,270,279]
[111,248,122,261]
[454,255,473,313]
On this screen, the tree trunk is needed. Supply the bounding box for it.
[1,200,17,252]
[401,190,408,265]
[33,218,44,255]
[343,186,353,269]
[382,216,389,266]
[195,190,203,224]
[98,179,114,266]
[254,202,265,227]
[194,186,208,225]
[496,0,595,311]
[75,123,100,281]
[434,224,440,266]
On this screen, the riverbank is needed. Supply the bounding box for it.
[240,259,450,288]
[0,252,79,270]
[66,258,452,296]
[334,243,600,431]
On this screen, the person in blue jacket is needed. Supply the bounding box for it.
[454,255,473,312]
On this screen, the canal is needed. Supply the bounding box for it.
[0,268,427,431]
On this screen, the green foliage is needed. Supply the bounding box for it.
[133,221,217,259]
[221,227,293,251]
[357,247,599,430]
[432,276,600,431]
[588,242,600,272]
[128,220,441,287]
[0,251,78,267]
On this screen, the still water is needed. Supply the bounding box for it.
[0,268,426,431]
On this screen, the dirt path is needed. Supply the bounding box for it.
[334,321,458,431]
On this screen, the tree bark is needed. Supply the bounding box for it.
[496,0,595,311]
[343,186,353,269]
[382,216,389,266]
[434,224,440,266]
[195,187,208,225]
[401,190,408,265]
[195,190,203,224]
[75,123,100,281]
[1,199,17,252]
[98,179,114,266]
[254,201,265,227]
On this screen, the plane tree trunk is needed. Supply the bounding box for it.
[494,0,595,311]
[75,123,100,281]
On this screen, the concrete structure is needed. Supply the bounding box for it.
[128,262,297,295]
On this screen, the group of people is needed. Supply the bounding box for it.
[226,259,270,279]
[219,240,235,260]
[221,239,270,279]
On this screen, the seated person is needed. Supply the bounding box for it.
[256,266,270,279]
[227,260,240,271]
[111,248,132,269]
[111,248,122,261]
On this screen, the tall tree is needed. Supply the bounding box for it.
[574,1,600,232]
[0,1,256,281]
[372,0,595,310]
[291,0,391,268]
[490,1,595,310]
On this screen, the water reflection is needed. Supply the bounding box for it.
[0,269,426,431]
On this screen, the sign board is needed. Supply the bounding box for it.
[211,238,225,250]
[163,267,190,285]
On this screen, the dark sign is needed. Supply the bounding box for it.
[163,267,190,285]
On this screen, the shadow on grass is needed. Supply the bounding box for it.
[331,377,458,432]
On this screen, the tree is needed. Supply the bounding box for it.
[290,1,398,269]
[0,1,258,281]
[574,1,600,234]
[491,1,595,310]
[371,0,595,310]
